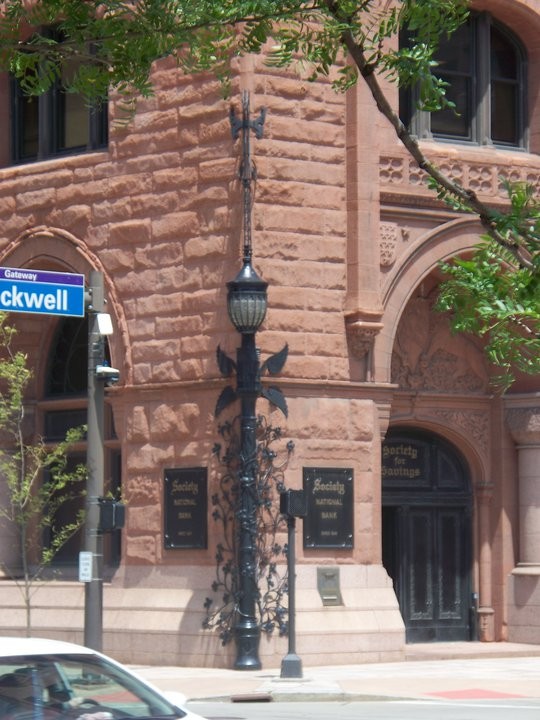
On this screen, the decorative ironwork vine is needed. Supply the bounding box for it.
[203,414,294,645]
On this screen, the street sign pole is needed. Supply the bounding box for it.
[84,271,105,652]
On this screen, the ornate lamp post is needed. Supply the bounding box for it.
[216,91,287,670]
[227,91,266,671]
[226,265,266,670]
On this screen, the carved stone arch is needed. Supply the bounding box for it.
[376,217,487,384]
[0,225,132,385]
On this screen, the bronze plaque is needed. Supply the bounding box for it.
[303,468,353,548]
[164,467,207,549]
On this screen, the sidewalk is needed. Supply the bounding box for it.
[132,642,540,703]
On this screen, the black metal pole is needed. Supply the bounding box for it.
[234,332,262,670]
[280,514,302,678]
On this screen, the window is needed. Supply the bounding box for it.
[11,29,107,164]
[42,316,120,566]
[400,14,527,148]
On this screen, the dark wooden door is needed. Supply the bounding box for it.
[382,430,472,642]
[405,505,470,641]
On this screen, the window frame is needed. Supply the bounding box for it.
[10,29,108,165]
[402,13,528,150]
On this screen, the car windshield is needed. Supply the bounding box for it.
[0,653,184,719]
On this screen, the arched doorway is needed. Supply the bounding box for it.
[382,428,473,642]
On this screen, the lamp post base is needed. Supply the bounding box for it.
[234,626,262,670]
[280,652,303,679]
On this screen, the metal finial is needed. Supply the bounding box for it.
[230,91,266,264]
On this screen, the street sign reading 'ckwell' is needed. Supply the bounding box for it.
[0,267,85,317]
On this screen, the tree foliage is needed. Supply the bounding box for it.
[437,181,540,388]
[0,1,469,104]
[0,313,87,634]
[0,0,539,387]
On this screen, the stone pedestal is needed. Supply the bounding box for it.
[505,402,540,643]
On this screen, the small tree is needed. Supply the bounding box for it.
[0,312,87,635]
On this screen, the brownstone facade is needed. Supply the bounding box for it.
[1,0,540,666]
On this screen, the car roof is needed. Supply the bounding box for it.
[0,637,96,658]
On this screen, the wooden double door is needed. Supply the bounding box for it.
[382,429,474,643]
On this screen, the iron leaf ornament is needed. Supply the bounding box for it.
[215,343,288,417]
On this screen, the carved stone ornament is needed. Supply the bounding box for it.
[380,222,399,267]
[346,318,383,382]
[379,152,540,203]
[347,321,383,360]
[505,407,540,445]
[432,409,489,454]
[391,295,488,393]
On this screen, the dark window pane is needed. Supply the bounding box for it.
[44,409,88,441]
[57,54,90,150]
[490,25,520,146]
[491,26,517,79]
[47,316,88,396]
[42,453,86,564]
[431,76,471,138]
[19,94,39,158]
[492,81,517,144]
[12,77,40,160]
[436,22,472,74]
[431,19,473,140]
[399,85,412,129]
[58,91,89,150]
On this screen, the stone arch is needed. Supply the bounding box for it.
[380,212,499,640]
[0,225,132,385]
[376,217,487,384]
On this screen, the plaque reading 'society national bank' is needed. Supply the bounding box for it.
[303,467,353,549]
[164,468,207,549]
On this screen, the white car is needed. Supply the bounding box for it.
[0,637,207,720]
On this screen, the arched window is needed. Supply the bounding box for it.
[42,316,120,566]
[400,14,527,148]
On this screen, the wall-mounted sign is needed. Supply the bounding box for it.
[303,467,353,549]
[0,267,85,317]
[164,467,207,549]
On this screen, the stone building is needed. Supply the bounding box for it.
[0,0,539,667]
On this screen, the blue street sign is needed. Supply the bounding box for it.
[0,267,85,317]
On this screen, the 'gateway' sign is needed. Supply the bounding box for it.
[0,267,85,317]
